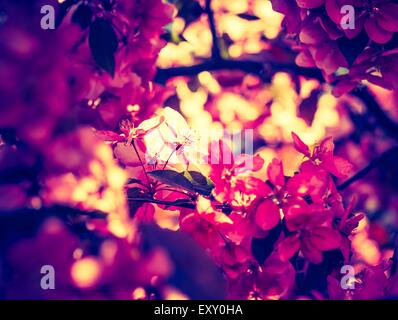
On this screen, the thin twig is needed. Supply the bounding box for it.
[155,59,269,83]
[205,0,221,60]
[155,59,323,84]
[131,140,152,192]
[353,88,398,140]
[128,197,195,209]
[337,146,398,190]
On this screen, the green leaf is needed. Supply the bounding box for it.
[184,171,214,196]
[148,170,195,192]
[89,18,118,77]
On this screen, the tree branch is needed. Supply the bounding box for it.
[128,197,196,209]
[155,59,323,84]
[353,88,398,140]
[155,59,269,83]
[337,146,398,191]
[205,0,221,60]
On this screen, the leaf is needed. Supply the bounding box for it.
[298,89,320,126]
[291,132,311,157]
[126,187,147,198]
[140,224,226,299]
[89,18,118,77]
[127,187,150,217]
[148,170,195,192]
[237,13,260,21]
[183,171,215,196]
[72,3,92,30]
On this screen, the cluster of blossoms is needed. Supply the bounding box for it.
[271,0,398,96]
[1,0,398,300]
[0,0,174,215]
[0,0,178,299]
[112,106,398,299]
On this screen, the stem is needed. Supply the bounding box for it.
[162,146,178,170]
[353,88,398,141]
[156,187,193,197]
[131,140,152,192]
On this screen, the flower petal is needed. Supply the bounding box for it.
[364,17,393,44]
[276,233,301,261]
[310,227,341,251]
[291,132,311,157]
[254,198,281,231]
[267,158,285,188]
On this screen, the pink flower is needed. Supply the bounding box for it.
[208,140,264,204]
[292,132,354,179]
[276,201,341,264]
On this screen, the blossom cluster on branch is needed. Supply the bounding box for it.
[271,0,398,96]
[0,0,397,300]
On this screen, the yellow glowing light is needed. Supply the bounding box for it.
[212,0,248,14]
[229,44,243,58]
[108,167,126,189]
[217,93,260,124]
[219,15,246,42]
[127,104,140,112]
[154,207,181,231]
[163,286,189,300]
[158,42,195,68]
[108,218,128,238]
[198,71,221,94]
[172,17,186,35]
[132,287,147,300]
[71,257,102,289]
[182,20,212,58]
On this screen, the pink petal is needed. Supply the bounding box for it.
[310,227,341,251]
[295,50,316,68]
[267,158,285,188]
[297,0,324,9]
[254,198,281,231]
[331,156,355,178]
[301,237,323,264]
[378,3,398,33]
[364,17,393,44]
[299,19,329,45]
[276,233,301,261]
[291,132,311,156]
